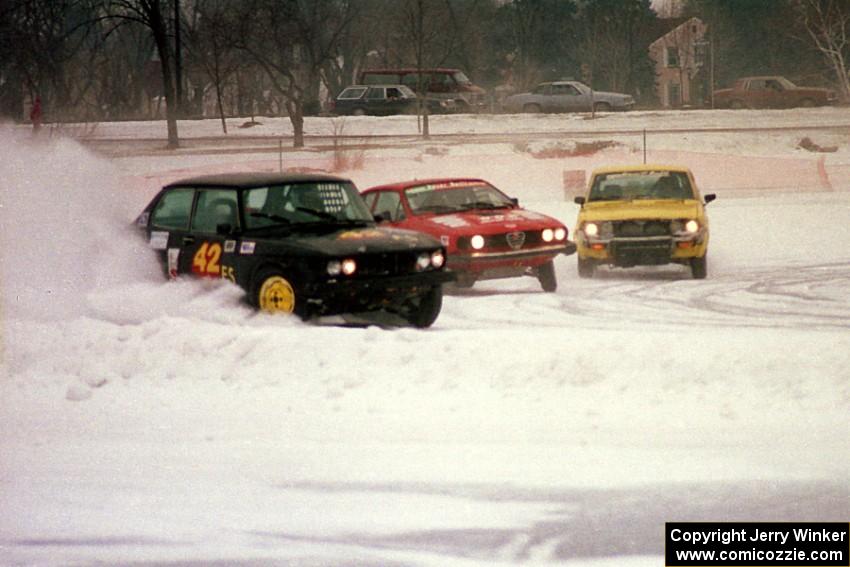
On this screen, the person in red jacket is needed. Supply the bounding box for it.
[30,96,43,133]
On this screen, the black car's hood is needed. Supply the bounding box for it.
[252,225,440,256]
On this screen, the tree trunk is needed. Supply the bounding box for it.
[287,99,304,148]
[151,9,179,148]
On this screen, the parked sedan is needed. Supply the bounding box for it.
[503,80,635,113]
[712,76,838,109]
[331,84,418,116]
[362,178,576,291]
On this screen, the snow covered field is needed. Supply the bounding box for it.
[1,108,850,566]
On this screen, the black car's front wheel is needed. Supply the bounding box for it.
[400,285,443,328]
[252,268,308,318]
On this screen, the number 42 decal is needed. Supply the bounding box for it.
[193,242,222,276]
[193,241,236,282]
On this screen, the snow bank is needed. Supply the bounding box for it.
[0,128,161,321]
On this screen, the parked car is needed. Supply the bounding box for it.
[362,178,576,291]
[573,165,716,279]
[503,80,635,113]
[359,68,488,112]
[712,76,838,109]
[331,84,418,116]
[136,173,453,327]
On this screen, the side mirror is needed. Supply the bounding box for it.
[510,197,519,207]
[574,196,586,206]
[703,194,716,205]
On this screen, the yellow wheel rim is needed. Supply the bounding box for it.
[258,276,296,314]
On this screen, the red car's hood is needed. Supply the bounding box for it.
[417,208,561,235]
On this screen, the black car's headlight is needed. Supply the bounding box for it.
[327,259,357,276]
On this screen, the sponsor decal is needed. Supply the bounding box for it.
[240,241,256,255]
[224,240,236,253]
[430,215,469,228]
[338,229,385,240]
[221,265,236,283]
[440,235,450,247]
[167,248,180,279]
[517,210,546,221]
[149,231,169,250]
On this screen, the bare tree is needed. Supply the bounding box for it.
[100,0,180,148]
[793,0,850,101]
[183,0,239,133]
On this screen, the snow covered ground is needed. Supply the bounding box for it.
[1,108,850,566]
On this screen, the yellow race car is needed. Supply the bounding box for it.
[574,165,716,279]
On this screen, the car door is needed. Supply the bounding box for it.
[555,83,586,112]
[179,188,241,280]
[365,87,386,114]
[146,187,195,278]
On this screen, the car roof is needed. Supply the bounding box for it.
[364,177,489,192]
[590,164,692,175]
[361,68,462,74]
[341,84,410,89]
[164,172,352,189]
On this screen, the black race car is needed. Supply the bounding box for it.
[136,173,453,327]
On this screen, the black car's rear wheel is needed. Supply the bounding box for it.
[400,285,443,328]
[252,268,308,318]
[537,260,557,292]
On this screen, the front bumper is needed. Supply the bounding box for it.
[303,270,455,315]
[578,234,706,267]
[449,242,576,270]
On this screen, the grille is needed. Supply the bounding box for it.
[613,220,672,238]
[355,251,417,276]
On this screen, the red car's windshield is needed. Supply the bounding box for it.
[405,181,514,214]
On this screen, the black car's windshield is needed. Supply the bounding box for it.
[244,182,374,229]
[588,171,695,202]
[405,181,514,214]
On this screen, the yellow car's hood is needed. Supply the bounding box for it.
[579,199,701,222]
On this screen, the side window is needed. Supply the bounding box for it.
[362,192,379,211]
[533,84,551,95]
[191,189,239,233]
[366,87,385,100]
[373,191,405,222]
[386,87,401,99]
[151,188,194,230]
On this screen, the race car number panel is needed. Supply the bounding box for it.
[192,241,222,276]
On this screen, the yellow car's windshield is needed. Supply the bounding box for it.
[589,171,694,202]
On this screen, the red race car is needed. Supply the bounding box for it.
[362,178,576,291]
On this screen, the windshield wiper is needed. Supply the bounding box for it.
[458,201,510,211]
[247,212,292,228]
[296,207,339,222]
[417,204,457,213]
